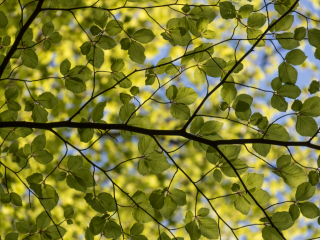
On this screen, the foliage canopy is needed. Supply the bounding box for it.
[0,0,320,239]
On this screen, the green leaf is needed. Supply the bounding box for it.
[26,173,43,184]
[174,87,198,105]
[220,158,248,178]
[221,83,237,104]
[89,216,106,235]
[5,87,19,101]
[120,93,132,104]
[238,5,253,18]
[36,211,51,230]
[32,104,48,123]
[42,21,54,36]
[196,208,209,217]
[34,150,53,165]
[219,1,236,19]
[146,152,170,173]
[199,217,219,239]
[196,17,209,32]
[194,67,206,84]
[202,30,216,39]
[130,223,144,235]
[275,164,307,188]
[207,145,241,165]
[289,204,300,221]
[138,135,157,155]
[170,103,190,120]
[266,124,290,141]
[119,103,136,122]
[232,94,253,112]
[91,101,106,122]
[182,4,190,13]
[295,182,316,201]
[296,115,318,137]
[113,72,132,89]
[0,11,8,29]
[90,25,101,36]
[149,189,165,210]
[250,112,263,125]
[60,59,71,75]
[202,57,226,77]
[93,9,109,29]
[3,35,11,46]
[234,195,251,215]
[132,203,155,223]
[95,36,116,50]
[291,100,301,112]
[300,96,320,117]
[185,220,201,240]
[103,221,122,239]
[111,59,125,72]
[276,32,300,50]
[45,225,67,239]
[65,78,86,93]
[72,168,94,188]
[86,46,104,69]
[138,159,149,175]
[68,156,83,171]
[279,62,297,84]
[170,188,186,206]
[105,20,123,36]
[166,85,178,100]
[15,221,29,234]
[262,227,283,240]
[48,32,62,44]
[78,118,94,143]
[308,28,320,48]
[130,86,140,96]
[133,29,155,44]
[271,95,288,112]
[274,15,294,32]
[308,80,319,94]
[44,39,51,50]
[4,233,19,240]
[7,101,20,111]
[128,41,146,64]
[251,141,267,158]
[277,84,301,99]
[285,49,307,65]
[294,27,306,41]
[199,120,223,135]
[11,192,22,206]
[315,48,320,60]
[1,194,11,204]
[132,190,147,204]
[37,92,58,109]
[31,134,46,153]
[56,172,67,181]
[194,43,214,63]
[213,169,222,182]
[247,28,265,47]
[308,170,319,186]
[272,211,294,230]
[276,155,291,168]
[247,13,266,28]
[64,208,74,219]
[22,49,38,69]
[160,195,177,219]
[190,116,204,134]
[240,173,264,191]
[299,202,320,219]
[246,188,271,205]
